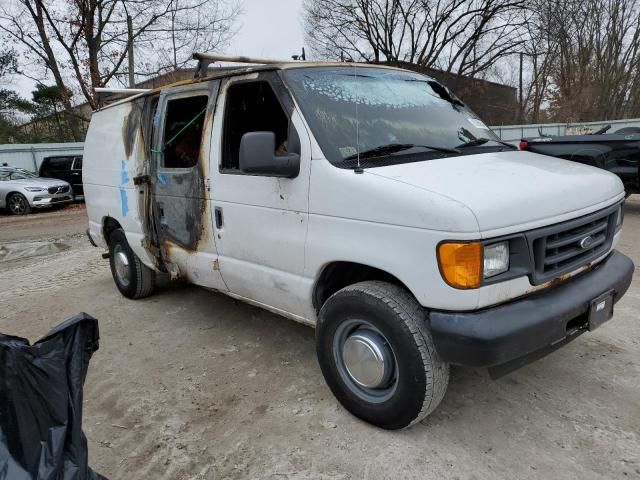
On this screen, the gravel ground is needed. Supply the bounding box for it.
[0,201,639,480]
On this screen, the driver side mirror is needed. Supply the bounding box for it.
[239,132,300,178]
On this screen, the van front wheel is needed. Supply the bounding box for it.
[316,281,449,430]
[108,229,155,299]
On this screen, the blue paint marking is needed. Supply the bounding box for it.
[120,189,129,217]
[157,172,169,186]
[119,160,130,217]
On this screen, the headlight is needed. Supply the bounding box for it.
[483,241,510,278]
[438,240,510,289]
[616,205,623,231]
[24,187,44,192]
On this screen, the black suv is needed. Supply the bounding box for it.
[39,155,83,197]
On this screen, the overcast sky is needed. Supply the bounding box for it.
[8,0,306,98]
[231,0,305,60]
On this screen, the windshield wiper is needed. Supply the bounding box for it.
[456,137,516,149]
[346,143,460,160]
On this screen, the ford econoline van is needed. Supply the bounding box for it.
[84,58,634,429]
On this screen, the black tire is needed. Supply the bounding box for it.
[7,193,31,215]
[316,281,449,430]
[108,229,155,299]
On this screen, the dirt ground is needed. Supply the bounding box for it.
[1,201,639,480]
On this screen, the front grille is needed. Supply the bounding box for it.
[526,204,619,285]
[47,185,69,194]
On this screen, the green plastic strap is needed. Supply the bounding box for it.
[151,106,208,154]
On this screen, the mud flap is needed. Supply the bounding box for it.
[0,313,106,480]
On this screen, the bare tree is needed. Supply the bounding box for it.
[0,0,240,121]
[140,0,240,74]
[303,0,528,79]
[520,0,640,122]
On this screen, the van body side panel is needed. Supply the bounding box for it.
[304,158,482,312]
[83,101,156,268]
[210,75,313,319]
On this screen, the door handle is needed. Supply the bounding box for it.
[214,207,223,228]
[158,207,168,230]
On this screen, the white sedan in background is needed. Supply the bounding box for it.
[0,166,74,215]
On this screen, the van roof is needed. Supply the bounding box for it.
[97,62,409,111]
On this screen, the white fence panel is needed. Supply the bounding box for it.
[0,143,84,172]
[490,118,640,142]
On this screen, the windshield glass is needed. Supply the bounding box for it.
[284,66,503,168]
[0,169,37,180]
[10,169,38,179]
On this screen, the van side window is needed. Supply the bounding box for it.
[221,81,289,171]
[72,157,83,170]
[162,95,208,169]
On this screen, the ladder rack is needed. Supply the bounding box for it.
[192,52,293,79]
[95,88,152,108]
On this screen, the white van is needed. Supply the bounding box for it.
[84,59,634,429]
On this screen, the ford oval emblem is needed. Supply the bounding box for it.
[579,235,595,249]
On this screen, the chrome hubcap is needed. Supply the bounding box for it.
[113,245,131,286]
[333,319,398,403]
[343,330,392,388]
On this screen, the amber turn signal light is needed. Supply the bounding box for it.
[437,242,483,289]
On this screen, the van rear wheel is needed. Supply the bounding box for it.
[316,281,449,430]
[108,229,155,299]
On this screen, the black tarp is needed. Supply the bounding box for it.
[0,313,105,480]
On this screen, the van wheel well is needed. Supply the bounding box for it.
[313,262,409,312]
[103,217,123,244]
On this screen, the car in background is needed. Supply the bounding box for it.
[39,155,84,197]
[0,166,73,215]
[520,125,640,196]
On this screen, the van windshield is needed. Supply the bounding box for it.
[284,66,505,169]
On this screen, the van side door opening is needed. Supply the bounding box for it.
[150,89,210,252]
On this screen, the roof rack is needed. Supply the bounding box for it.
[192,52,292,79]
[94,88,152,94]
[95,87,152,108]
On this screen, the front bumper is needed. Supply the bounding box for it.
[31,195,74,208]
[429,250,634,378]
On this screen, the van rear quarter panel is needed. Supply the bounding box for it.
[83,101,155,267]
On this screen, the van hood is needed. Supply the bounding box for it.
[368,150,623,233]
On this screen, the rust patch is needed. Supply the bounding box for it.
[525,260,596,295]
